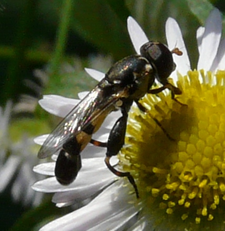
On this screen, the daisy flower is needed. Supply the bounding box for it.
[0,101,43,206]
[33,8,225,231]
[0,71,47,207]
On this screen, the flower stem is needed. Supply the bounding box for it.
[2,0,37,104]
[50,0,73,76]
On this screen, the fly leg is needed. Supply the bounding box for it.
[148,82,181,96]
[135,99,174,141]
[90,109,139,198]
[135,100,147,112]
[90,139,107,147]
[148,83,186,106]
[105,108,139,198]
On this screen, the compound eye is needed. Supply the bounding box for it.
[140,41,174,83]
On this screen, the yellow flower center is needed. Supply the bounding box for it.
[119,70,225,229]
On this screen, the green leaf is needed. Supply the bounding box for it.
[71,0,132,59]
[187,0,225,36]
[44,57,98,97]
[106,0,131,22]
[187,0,215,24]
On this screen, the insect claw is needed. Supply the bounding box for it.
[105,156,139,198]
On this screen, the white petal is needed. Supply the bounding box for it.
[91,111,120,142]
[40,181,138,231]
[78,91,89,99]
[196,26,205,54]
[165,17,191,78]
[126,216,147,231]
[32,158,114,193]
[101,110,121,128]
[52,177,114,204]
[41,95,78,105]
[34,157,105,176]
[127,16,149,54]
[81,144,106,158]
[197,8,222,70]
[56,202,73,207]
[88,205,138,231]
[0,101,12,134]
[91,130,109,142]
[39,95,78,117]
[85,68,105,81]
[34,134,48,145]
[32,169,113,193]
[0,156,20,192]
[33,162,55,176]
[12,163,36,205]
[212,38,225,71]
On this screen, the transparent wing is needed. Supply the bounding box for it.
[38,86,127,159]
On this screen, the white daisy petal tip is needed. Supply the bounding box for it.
[38,95,79,117]
[197,8,222,70]
[38,99,60,116]
[33,162,55,176]
[34,134,48,145]
[165,17,191,76]
[127,16,149,54]
[209,8,222,23]
[84,68,105,81]
[165,17,180,49]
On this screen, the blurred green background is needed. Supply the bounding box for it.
[0,0,225,230]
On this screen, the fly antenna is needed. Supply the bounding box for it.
[171,47,183,56]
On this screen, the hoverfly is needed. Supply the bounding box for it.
[38,41,182,198]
